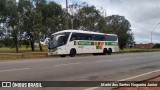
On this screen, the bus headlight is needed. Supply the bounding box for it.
[49,48,57,52]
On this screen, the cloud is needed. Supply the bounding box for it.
[50,0,160,44]
[79,0,160,43]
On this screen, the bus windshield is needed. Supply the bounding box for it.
[48,32,70,49]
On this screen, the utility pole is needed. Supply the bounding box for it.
[151,23,160,44]
[66,0,68,13]
[66,0,68,29]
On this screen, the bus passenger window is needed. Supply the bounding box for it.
[70,33,77,41]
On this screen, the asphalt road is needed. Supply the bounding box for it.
[0,52,160,90]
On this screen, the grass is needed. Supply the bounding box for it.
[0,46,48,60]
[22,52,48,59]
[0,46,160,60]
[0,53,48,60]
[0,46,48,53]
[120,48,160,53]
[0,54,23,60]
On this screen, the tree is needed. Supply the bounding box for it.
[32,11,45,51]
[67,4,102,31]
[0,30,3,38]
[2,0,135,51]
[105,15,133,50]
[0,0,6,23]
[0,0,7,40]
[68,3,81,29]
[154,43,160,48]
[6,0,20,53]
[43,1,64,36]
[76,5,101,31]
[32,0,64,51]
[127,31,135,48]
[18,0,35,51]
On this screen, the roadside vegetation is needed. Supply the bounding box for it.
[119,48,160,53]
[1,0,159,60]
[0,0,134,53]
[1,46,160,60]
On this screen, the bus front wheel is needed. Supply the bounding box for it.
[107,48,112,55]
[69,48,76,57]
[103,48,108,55]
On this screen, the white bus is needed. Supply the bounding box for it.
[48,30,119,57]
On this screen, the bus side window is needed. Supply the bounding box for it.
[80,33,85,40]
[110,36,118,41]
[77,33,82,40]
[101,35,105,41]
[70,33,83,41]
[70,33,76,41]
[95,35,103,41]
[105,35,118,41]
[105,35,109,41]
[91,34,96,41]
[83,34,89,40]
[94,35,99,41]
[87,34,93,40]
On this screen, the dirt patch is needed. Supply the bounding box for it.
[115,87,160,90]
[114,76,160,90]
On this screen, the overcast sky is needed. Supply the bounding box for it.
[50,0,160,44]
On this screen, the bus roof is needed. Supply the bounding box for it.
[53,29,117,36]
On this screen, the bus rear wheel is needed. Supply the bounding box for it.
[107,48,112,55]
[69,48,76,57]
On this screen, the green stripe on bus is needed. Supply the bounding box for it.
[74,41,76,45]
[74,41,118,46]
[74,41,94,45]
[91,42,94,45]
[96,46,99,49]
[98,42,101,45]
[105,42,107,45]
[108,42,112,45]
[105,42,118,46]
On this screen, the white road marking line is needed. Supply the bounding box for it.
[150,55,160,57]
[118,58,131,61]
[118,69,160,81]
[96,58,132,63]
[135,57,145,59]
[0,68,30,73]
[84,69,160,90]
[84,87,99,90]
[54,62,81,67]
[96,60,112,63]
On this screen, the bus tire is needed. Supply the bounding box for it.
[107,48,112,55]
[60,55,66,57]
[103,48,108,55]
[69,48,76,57]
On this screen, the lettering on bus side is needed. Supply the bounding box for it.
[74,41,94,45]
[74,41,117,49]
[78,46,84,48]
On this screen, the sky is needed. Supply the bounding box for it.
[50,0,160,44]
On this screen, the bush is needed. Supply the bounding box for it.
[2,38,14,48]
[0,43,4,48]
[154,43,160,48]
